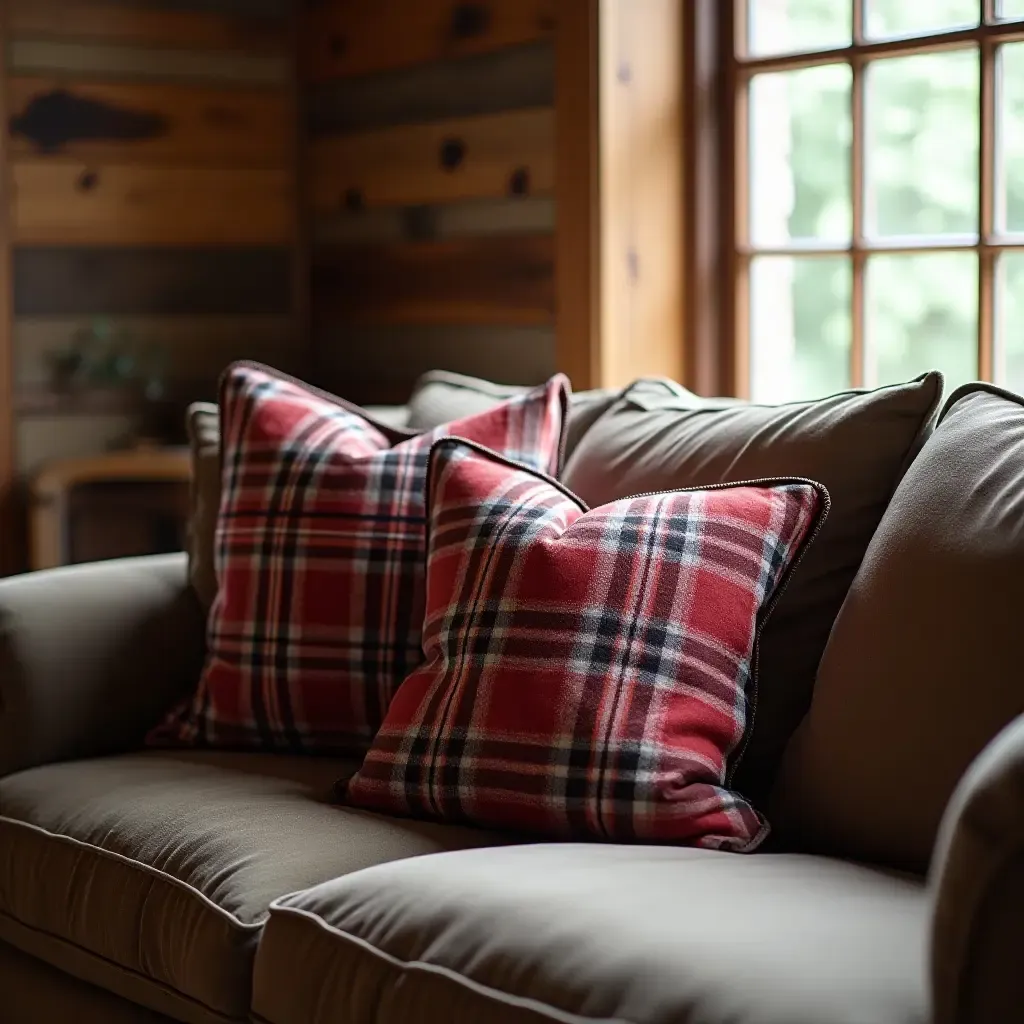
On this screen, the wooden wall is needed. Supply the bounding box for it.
[5,0,302,482]
[304,0,558,404]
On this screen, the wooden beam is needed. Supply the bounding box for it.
[12,163,294,246]
[555,0,685,391]
[9,78,291,166]
[0,2,16,574]
[303,0,555,82]
[310,107,554,213]
[10,0,287,52]
[312,235,555,327]
[13,248,293,317]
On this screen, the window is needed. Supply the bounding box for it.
[696,1,1024,400]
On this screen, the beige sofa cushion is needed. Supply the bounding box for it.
[562,374,942,805]
[185,403,220,613]
[1,939,178,1024]
[772,384,1024,873]
[253,844,927,1024]
[0,752,507,1024]
[406,369,620,459]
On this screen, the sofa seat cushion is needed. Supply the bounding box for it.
[0,751,508,1024]
[253,844,928,1024]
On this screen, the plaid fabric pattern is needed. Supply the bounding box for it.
[345,439,826,849]
[150,363,568,753]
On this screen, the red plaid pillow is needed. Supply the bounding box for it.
[345,439,827,849]
[151,364,568,753]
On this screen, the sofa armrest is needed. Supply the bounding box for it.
[930,714,1024,1024]
[0,553,205,779]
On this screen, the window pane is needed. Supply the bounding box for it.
[750,256,851,402]
[997,252,1024,391]
[866,252,978,392]
[749,64,852,246]
[998,43,1024,233]
[864,0,978,39]
[997,0,1024,21]
[747,0,851,58]
[866,49,979,238]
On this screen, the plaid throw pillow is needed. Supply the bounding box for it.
[151,363,569,753]
[345,439,827,849]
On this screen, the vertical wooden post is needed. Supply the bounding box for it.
[555,0,685,392]
[0,0,17,574]
[554,0,601,390]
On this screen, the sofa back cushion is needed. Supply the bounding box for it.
[770,384,1024,872]
[407,369,620,461]
[562,374,943,804]
[185,402,220,613]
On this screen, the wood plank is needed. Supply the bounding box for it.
[15,316,299,389]
[10,0,288,52]
[17,414,140,475]
[9,40,290,84]
[311,235,555,326]
[308,42,554,135]
[304,0,555,82]
[9,78,290,166]
[14,247,293,316]
[13,162,295,246]
[555,0,685,390]
[555,0,600,390]
[313,324,556,405]
[310,107,553,213]
[313,196,556,245]
[0,3,16,573]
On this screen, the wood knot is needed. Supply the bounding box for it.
[451,4,491,39]
[439,137,466,171]
[509,167,530,197]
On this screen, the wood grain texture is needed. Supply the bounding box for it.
[313,324,556,405]
[17,414,139,474]
[14,247,293,316]
[10,0,288,52]
[311,235,555,326]
[599,0,685,388]
[555,0,600,391]
[15,316,299,388]
[9,78,290,166]
[554,0,685,390]
[304,0,555,82]
[310,107,553,212]
[308,42,554,135]
[9,40,290,84]
[13,162,295,245]
[0,2,16,573]
[313,196,556,245]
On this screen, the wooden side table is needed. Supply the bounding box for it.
[30,448,191,571]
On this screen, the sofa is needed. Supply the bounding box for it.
[2,369,1023,1024]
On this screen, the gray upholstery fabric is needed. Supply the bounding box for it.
[930,713,1024,1024]
[0,554,205,779]
[772,385,1024,872]
[406,368,621,462]
[185,403,221,613]
[254,844,928,1024]
[0,752,509,1023]
[563,374,942,806]
[1,940,180,1024]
